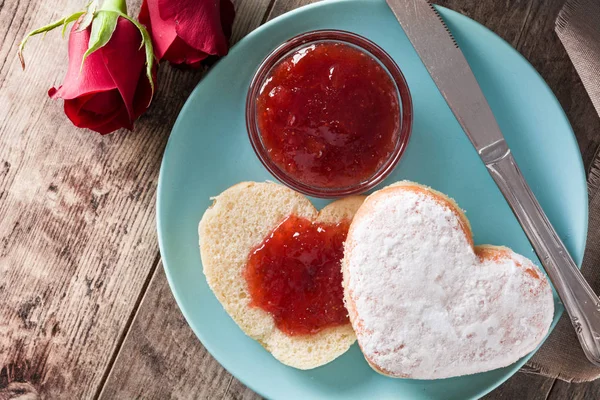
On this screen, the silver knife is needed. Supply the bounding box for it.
[386,0,600,365]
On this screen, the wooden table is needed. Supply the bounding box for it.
[1,0,599,398]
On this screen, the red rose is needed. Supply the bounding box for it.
[139,0,235,68]
[19,0,156,135]
[48,20,154,134]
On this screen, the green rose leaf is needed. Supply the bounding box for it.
[75,0,99,33]
[81,10,119,69]
[61,12,85,37]
[18,11,84,69]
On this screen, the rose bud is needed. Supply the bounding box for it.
[139,0,235,68]
[18,0,156,135]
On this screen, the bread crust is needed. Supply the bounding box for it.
[342,181,554,379]
[199,182,363,369]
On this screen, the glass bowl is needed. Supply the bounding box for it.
[246,30,413,198]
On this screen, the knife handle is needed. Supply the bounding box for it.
[486,151,600,366]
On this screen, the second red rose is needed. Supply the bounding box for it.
[139,0,235,68]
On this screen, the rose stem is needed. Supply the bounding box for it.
[100,0,127,14]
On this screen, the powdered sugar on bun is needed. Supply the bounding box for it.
[343,181,554,379]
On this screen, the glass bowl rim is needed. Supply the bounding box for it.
[246,29,413,198]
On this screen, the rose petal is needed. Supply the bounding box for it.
[220,0,235,39]
[100,18,148,123]
[63,90,131,134]
[80,90,122,116]
[139,0,177,60]
[132,66,155,119]
[157,0,234,56]
[50,23,117,100]
[163,35,209,66]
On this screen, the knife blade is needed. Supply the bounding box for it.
[386,0,600,366]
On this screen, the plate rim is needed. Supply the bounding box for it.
[156,1,589,399]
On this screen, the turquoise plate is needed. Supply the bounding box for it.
[157,0,588,398]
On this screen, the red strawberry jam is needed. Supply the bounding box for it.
[244,215,350,336]
[256,41,400,189]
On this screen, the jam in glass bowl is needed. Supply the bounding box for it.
[246,30,412,198]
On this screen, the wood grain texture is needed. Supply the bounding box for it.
[230,0,275,45]
[98,265,245,400]
[437,0,535,47]
[483,369,555,400]
[0,0,165,398]
[267,0,320,20]
[1,0,599,399]
[548,379,600,399]
[519,0,600,171]
[0,0,257,399]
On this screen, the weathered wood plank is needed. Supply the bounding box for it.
[100,269,263,400]
[548,379,600,400]
[437,0,535,47]
[0,0,239,399]
[483,370,555,400]
[503,0,600,170]
[223,380,261,400]
[98,265,247,400]
[230,0,275,45]
[267,0,320,20]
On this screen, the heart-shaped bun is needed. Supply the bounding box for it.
[342,181,554,379]
[199,182,363,369]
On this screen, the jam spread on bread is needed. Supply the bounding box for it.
[256,42,399,189]
[244,215,349,336]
